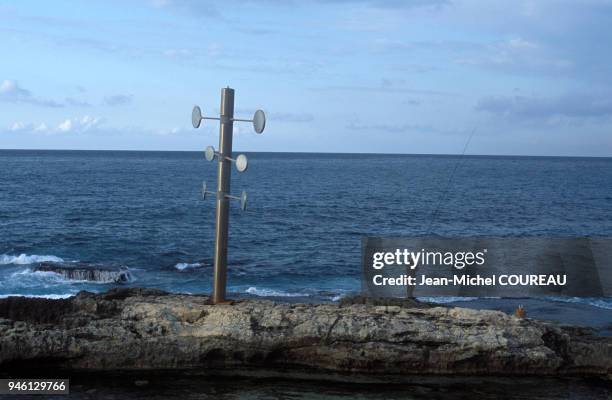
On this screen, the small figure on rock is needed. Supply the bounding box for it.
[514,305,526,318]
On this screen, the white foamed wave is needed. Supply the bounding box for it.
[175,262,204,271]
[548,296,612,310]
[0,254,64,265]
[0,293,75,299]
[34,264,133,284]
[417,295,612,310]
[245,287,350,301]
[417,296,480,304]
[327,290,351,302]
[245,287,306,298]
[10,268,68,282]
[8,268,131,285]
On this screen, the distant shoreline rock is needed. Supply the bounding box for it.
[0,288,610,382]
[35,261,132,283]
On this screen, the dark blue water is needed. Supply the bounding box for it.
[1,150,612,310]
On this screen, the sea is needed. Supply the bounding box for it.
[1,150,611,332]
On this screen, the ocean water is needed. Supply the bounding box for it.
[1,150,611,313]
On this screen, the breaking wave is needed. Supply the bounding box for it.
[549,296,612,310]
[417,295,612,310]
[35,262,133,284]
[6,263,133,285]
[0,293,75,299]
[245,287,309,298]
[417,296,480,304]
[0,254,64,265]
[174,262,204,271]
[243,287,349,301]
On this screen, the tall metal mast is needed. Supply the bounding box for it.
[192,87,266,304]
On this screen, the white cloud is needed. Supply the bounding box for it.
[1,80,31,97]
[3,116,194,138]
[79,115,101,130]
[57,119,73,132]
[34,123,48,132]
[56,115,103,132]
[9,122,27,132]
[5,116,103,134]
[7,121,48,133]
[0,79,63,108]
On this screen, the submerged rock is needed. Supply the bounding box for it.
[0,288,610,382]
[35,262,132,283]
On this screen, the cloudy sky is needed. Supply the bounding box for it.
[1,0,611,156]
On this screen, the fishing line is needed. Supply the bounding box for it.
[426,127,477,234]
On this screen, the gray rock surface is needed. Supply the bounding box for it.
[0,288,610,381]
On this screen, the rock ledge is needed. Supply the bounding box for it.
[0,288,610,381]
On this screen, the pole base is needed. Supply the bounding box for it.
[209,298,234,305]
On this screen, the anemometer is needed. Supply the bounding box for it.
[192,87,266,304]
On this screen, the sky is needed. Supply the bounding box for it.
[1,0,611,156]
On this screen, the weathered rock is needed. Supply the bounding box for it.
[0,288,610,381]
[35,262,132,283]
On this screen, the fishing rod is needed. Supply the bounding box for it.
[426,127,477,234]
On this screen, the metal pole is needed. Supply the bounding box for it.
[212,87,234,304]
[193,88,265,304]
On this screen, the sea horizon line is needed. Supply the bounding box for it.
[1,148,611,159]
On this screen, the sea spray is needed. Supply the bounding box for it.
[174,262,204,271]
[0,254,64,265]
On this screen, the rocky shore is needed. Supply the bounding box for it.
[0,288,610,382]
